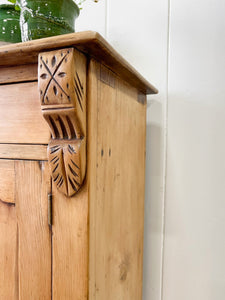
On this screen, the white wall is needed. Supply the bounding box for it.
[163,0,225,299]
[77,0,225,299]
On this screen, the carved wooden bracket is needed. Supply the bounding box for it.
[38,48,86,197]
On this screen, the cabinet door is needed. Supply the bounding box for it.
[0,160,51,300]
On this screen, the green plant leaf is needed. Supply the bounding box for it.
[7,0,21,11]
[15,5,20,11]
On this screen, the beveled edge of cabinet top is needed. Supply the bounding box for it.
[0,31,158,95]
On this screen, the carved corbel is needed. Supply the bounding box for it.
[38,48,86,197]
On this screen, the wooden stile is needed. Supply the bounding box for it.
[15,161,52,300]
[0,194,17,299]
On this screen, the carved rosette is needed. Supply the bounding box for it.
[38,48,86,197]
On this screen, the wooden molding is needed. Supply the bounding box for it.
[0,32,158,95]
[38,48,86,197]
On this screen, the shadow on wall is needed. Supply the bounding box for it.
[143,99,164,300]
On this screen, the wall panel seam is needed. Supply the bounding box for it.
[160,0,171,299]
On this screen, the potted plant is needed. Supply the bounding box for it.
[19,0,80,42]
[0,0,97,43]
[0,3,21,44]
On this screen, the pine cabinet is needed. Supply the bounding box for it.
[0,32,157,300]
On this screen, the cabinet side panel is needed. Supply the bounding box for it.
[89,64,147,299]
[15,161,51,300]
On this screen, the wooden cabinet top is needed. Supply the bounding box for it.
[0,31,157,95]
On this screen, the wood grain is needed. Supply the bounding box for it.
[15,161,51,300]
[39,48,87,197]
[0,82,50,144]
[52,184,88,299]
[0,31,157,95]
[88,62,146,300]
[48,138,86,196]
[0,37,149,300]
[0,163,17,300]
[87,59,99,300]
[0,144,47,160]
[0,160,15,204]
[0,64,37,85]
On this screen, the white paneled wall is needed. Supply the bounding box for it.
[76,0,106,36]
[80,0,225,299]
[163,0,225,299]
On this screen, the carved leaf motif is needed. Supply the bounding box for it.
[48,139,84,197]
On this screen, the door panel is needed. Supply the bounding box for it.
[0,160,51,300]
[0,199,17,299]
[0,161,17,299]
[0,160,15,205]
